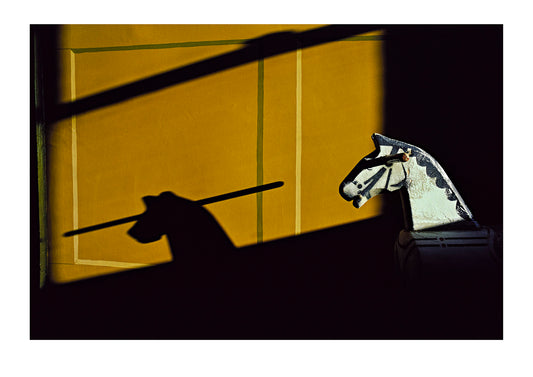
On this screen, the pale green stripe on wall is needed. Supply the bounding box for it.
[68,34,382,54]
[257,58,264,243]
[71,39,248,54]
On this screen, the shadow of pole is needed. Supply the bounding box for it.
[63,181,284,237]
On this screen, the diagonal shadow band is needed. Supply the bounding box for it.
[52,25,382,122]
[63,181,284,237]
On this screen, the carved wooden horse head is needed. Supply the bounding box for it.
[340,133,476,230]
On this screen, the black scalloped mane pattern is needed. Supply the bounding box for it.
[374,135,471,220]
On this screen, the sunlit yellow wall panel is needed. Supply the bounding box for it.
[48,25,383,283]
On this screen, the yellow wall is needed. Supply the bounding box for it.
[48,25,384,283]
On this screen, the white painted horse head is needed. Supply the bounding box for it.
[340,133,476,231]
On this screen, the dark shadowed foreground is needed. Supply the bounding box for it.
[32,192,502,339]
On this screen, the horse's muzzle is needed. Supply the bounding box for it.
[340,181,368,208]
[339,181,358,201]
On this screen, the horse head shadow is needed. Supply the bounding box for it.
[127,191,235,265]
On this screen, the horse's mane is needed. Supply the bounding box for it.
[372,133,472,220]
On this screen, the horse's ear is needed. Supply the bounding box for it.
[369,133,386,156]
[160,191,177,199]
[371,133,387,148]
[142,195,158,207]
[371,133,404,156]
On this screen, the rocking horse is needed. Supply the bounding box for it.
[340,133,502,282]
